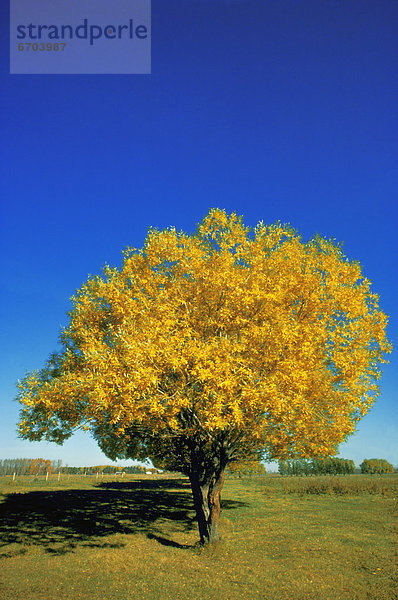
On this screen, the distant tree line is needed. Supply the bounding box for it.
[0,459,156,476]
[60,465,152,474]
[360,459,394,474]
[0,458,63,475]
[278,458,355,476]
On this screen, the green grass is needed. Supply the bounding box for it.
[0,473,396,600]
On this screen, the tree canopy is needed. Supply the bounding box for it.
[17,209,391,542]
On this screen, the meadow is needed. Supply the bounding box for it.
[0,473,396,600]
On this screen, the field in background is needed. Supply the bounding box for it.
[0,474,396,600]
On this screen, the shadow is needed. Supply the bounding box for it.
[0,478,246,557]
[99,478,191,491]
[146,533,193,549]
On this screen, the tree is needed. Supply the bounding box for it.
[17,209,391,543]
[226,459,266,478]
[360,458,394,474]
[278,460,289,476]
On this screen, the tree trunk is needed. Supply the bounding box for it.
[189,466,226,544]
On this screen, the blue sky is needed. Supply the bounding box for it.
[1,0,397,468]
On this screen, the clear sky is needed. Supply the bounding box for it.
[1,0,397,469]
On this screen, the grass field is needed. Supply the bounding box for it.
[0,473,396,600]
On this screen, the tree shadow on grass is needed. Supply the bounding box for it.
[0,479,246,557]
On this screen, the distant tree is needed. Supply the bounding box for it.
[123,465,146,474]
[310,457,355,475]
[361,459,371,474]
[278,460,289,476]
[341,459,355,475]
[17,210,391,544]
[360,459,394,474]
[279,457,355,476]
[53,459,63,474]
[61,466,79,474]
[29,459,38,475]
[28,458,48,475]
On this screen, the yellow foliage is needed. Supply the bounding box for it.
[17,209,392,461]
